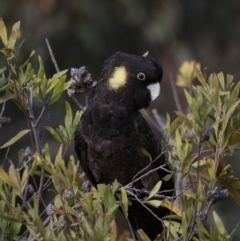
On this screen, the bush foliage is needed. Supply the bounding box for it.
[0,19,240,241]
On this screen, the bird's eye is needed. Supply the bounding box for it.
[137,72,146,81]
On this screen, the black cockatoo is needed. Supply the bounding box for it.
[74,52,174,240]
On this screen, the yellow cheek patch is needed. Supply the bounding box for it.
[108,66,127,90]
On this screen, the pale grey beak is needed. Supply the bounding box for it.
[147,82,161,102]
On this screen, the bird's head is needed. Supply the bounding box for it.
[95,52,163,110]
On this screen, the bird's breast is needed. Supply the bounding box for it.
[81,106,152,186]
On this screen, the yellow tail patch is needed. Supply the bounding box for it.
[108,66,127,90]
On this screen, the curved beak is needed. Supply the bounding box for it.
[147,82,161,102]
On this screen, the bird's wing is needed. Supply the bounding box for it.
[74,120,97,187]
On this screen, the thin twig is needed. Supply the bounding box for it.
[186,140,201,241]
[0,101,6,117]
[169,73,183,112]
[125,187,176,200]
[186,84,193,114]
[34,105,46,127]
[141,109,165,132]
[129,149,172,188]
[125,189,165,226]
[72,96,85,111]
[152,108,167,140]
[45,38,60,72]
[2,146,10,168]
[130,162,173,190]
[118,200,136,240]
[27,216,50,241]
[34,38,62,202]
[35,38,61,126]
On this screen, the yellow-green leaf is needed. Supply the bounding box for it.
[212,211,227,235]
[52,69,68,80]
[21,165,28,193]
[137,229,151,241]
[21,50,36,68]
[7,21,21,49]
[9,164,21,191]
[217,72,225,90]
[0,214,23,223]
[0,129,30,148]
[206,158,215,179]
[0,17,7,46]
[0,167,15,187]
[141,148,152,162]
[44,126,63,143]
[48,75,66,105]
[0,93,17,104]
[195,67,207,86]
[183,190,196,200]
[225,183,240,206]
[147,180,162,200]
[161,201,182,217]
[226,74,234,89]
[120,187,128,214]
[65,101,73,134]
[145,199,162,208]
[176,61,199,87]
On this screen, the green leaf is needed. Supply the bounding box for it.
[0,213,23,223]
[147,180,162,200]
[120,187,128,214]
[48,75,66,105]
[195,67,207,86]
[25,63,34,82]
[21,50,36,69]
[0,17,7,46]
[137,229,151,241]
[0,66,6,75]
[0,168,15,187]
[226,99,240,116]
[0,129,30,148]
[141,148,152,162]
[52,69,68,80]
[217,72,225,90]
[65,101,73,134]
[226,74,234,89]
[212,211,227,235]
[72,110,82,130]
[37,56,45,81]
[45,78,59,94]
[167,116,181,137]
[162,173,172,182]
[206,158,215,179]
[67,155,75,184]
[183,190,196,200]
[145,199,162,208]
[58,125,69,143]
[7,21,21,50]
[0,93,17,103]
[197,86,211,102]
[44,126,63,143]
[225,183,240,206]
[184,88,193,106]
